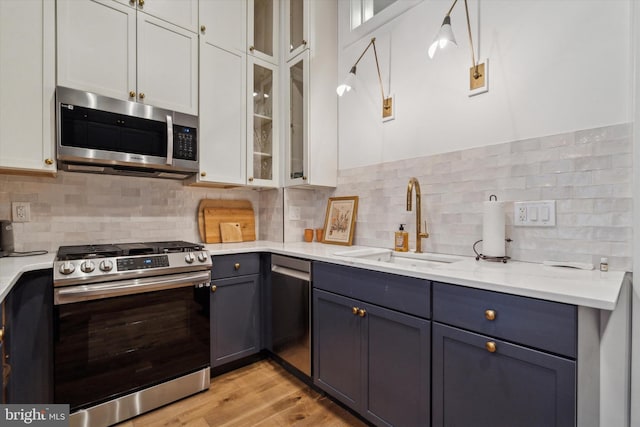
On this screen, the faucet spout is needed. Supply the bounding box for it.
[406,177,429,253]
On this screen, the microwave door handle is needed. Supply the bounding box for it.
[166,114,173,165]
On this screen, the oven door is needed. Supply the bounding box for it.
[53,271,211,411]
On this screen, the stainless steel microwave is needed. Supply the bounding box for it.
[56,86,199,180]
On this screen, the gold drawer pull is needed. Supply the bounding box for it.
[211,285,217,293]
[485,309,496,321]
[352,306,358,315]
[234,263,241,270]
[358,308,366,318]
[485,341,497,353]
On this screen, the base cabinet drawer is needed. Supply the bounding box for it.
[433,282,577,358]
[432,323,576,427]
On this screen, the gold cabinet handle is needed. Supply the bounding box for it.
[200,25,206,33]
[138,92,145,100]
[485,341,497,353]
[138,0,144,6]
[44,158,54,165]
[248,177,254,182]
[352,307,358,315]
[249,45,255,52]
[200,172,207,177]
[302,176,308,180]
[211,285,217,293]
[0,327,4,343]
[485,309,496,321]
[358,308,366,318]
[234,263,240,270]
[302,39,307,46]
[129,90,136,98]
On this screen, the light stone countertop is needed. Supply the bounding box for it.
[0,241,626,310]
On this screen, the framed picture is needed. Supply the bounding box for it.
[322,196,358,246]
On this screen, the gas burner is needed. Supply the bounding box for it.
[152,241,204,253]
[56,244,123,261]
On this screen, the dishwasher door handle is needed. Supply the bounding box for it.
[271,265,310,282]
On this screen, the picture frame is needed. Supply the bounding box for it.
[322,196,359,246]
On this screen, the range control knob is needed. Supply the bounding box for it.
[185,253,196,264]
[59,261,76,275]
[99,260,114,272]
[81,260,95,273]
[197,252,208,263]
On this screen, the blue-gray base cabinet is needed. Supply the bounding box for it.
[210,254,261,368]
[432,282,577,427]
[313,262,430,427]
[3,269,54,403]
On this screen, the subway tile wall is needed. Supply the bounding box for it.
[285,124,633,270]
[0,172,281,252]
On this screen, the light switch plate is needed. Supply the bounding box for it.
[513,200,555,227]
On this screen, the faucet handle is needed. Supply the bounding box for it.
[421,220,429,238]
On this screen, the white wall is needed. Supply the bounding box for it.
[338,0,632,169]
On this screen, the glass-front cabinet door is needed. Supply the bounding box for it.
[286,0,307,61]
[248,0,278,64]
[248,57,278,187]
[285,52,308,186]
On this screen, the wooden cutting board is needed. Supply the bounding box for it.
[197,199,256,243]
[220,222,243,243]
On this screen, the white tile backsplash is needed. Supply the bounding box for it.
[283,123,632,270]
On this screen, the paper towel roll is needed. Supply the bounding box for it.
[482,199,505,257]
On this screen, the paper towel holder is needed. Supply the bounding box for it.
[473,238,512,263]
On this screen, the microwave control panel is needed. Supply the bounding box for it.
[174,126,197,161]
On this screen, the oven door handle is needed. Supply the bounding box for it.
[54,271,211,305]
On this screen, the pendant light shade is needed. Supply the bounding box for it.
[336,66,357,96]
[335,38,394,120]
[428,15,457,59]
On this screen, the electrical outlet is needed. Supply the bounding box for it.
[513,200,555,227]
[12,202,31,222]
[288,206,301,221]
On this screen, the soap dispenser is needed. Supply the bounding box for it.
[394,224,409,252]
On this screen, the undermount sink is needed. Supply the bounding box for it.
[333,248,463,269]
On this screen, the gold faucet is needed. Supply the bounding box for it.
[406,177,429,253]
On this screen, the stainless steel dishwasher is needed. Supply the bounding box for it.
[270,254,311,377]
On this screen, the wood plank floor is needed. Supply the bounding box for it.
[116,360,367,427]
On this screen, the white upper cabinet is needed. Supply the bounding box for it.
[137,13,198,114]
[57,0,198,115]
[0,0,56,174]
[195,0,247,186]
[283,0,337,188]
[115,0,199,32]
[247,57,279,188]
[199,0,246,54]
[284,0,308,61]
[248,0,279,65]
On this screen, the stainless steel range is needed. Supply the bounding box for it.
[53,241,212,427]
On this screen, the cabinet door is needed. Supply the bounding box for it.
[198,41,246,185]
[284,51,308,186]
[313,289,363,409]
[137,12,198,114]
[432,323,576,427]
[128,0,199,32]
[248,0,279,64]
[4,270,54,404]
[210,275,260,367]
[284,0,308,61]
[0,0,56,173]
[57,0,136,102]
[199,0,246,54]
[247,57,279,187]
[364,303,430,427]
